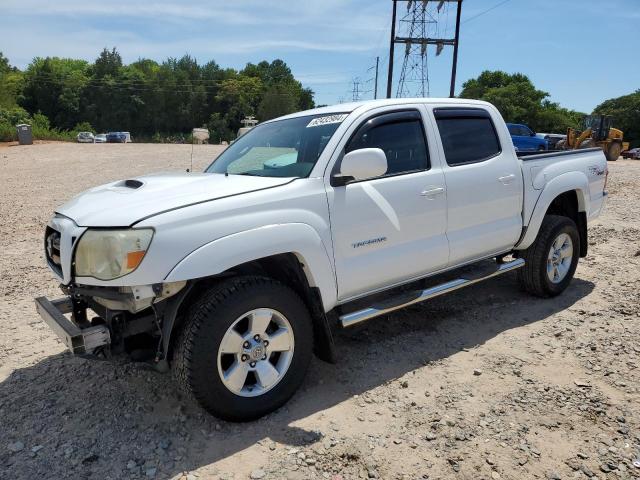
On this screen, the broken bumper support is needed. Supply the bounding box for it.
[34,296,111,354]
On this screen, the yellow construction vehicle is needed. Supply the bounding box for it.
[557,114,629,161]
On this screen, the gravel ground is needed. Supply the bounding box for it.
[1,142,639,480]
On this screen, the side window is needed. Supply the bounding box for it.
[507,125,518,135]
[346,112,429,175]
[434,109,502,166]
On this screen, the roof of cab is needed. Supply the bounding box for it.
[270,97,494,123]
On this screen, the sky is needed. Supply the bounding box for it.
[1,0,638,113]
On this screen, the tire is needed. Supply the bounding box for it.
[517,215,580,297]
[172,276,314,421]
[606,142,621,161]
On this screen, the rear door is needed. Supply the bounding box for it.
[432,107,523,265]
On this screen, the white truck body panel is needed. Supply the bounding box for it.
[57,172,291,227]
[46,98,607,313]
[517,149,607,249]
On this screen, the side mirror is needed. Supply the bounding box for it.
[333,148,387,186]
[530,131,536,137]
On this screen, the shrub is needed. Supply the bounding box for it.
[72,121,94,134]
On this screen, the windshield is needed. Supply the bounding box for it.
[205,113,348,178]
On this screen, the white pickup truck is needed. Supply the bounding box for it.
[36,98,608,420]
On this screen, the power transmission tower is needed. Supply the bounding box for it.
[351,78,362,102]
[386,0,463,99]
[396,1,435,98]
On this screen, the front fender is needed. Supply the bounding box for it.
[516,171,589,250]
[164,223,338,311]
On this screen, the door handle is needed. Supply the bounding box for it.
[420,187,445,198]
[498,174,516,185]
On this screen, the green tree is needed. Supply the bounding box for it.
[0,52,11,74]
[242,59,315,114]
[13,49,314,141]
[0,52,23,109]
[593,90,640,148]
[459,70,583,132]
[93,47,122,78]
[258,84,298,121]
[20,57,90,129]
[213,75,263,134]
[207,112,232,143]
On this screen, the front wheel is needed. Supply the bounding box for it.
[517,215,580,297]
[173,276,314,421]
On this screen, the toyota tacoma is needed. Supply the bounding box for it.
[36,99,608,420]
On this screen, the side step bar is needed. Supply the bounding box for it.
[339,258,525,328]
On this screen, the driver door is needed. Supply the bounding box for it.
[325,108,449,301]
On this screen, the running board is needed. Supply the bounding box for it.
[339,258,525,328]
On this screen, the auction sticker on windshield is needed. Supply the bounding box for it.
[307,114,348,128]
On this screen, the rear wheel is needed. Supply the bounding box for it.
[517,215,580,297]
[173,276,313,421]
[606,142,621,161]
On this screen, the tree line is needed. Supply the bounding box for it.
[459,70,639,148]
[0,48,313,142]
[1,49,638,148]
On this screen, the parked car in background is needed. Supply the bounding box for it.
[621,147,640,159]
[121,132,132,143]
[507,123,548,152]
[106,132,126,143]
[76,132,95,143]
[536,133,566,150]
[94,133,107,143]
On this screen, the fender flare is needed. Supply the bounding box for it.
[516,171,589,250]
[164,223,338,311]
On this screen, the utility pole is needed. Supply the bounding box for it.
[386,0,398,99]
[449,0,463,97]
[374,56,379,99]
[386,0,463,98]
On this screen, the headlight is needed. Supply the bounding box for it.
[74,229,154,280]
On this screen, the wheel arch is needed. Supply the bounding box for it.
[164,223,338,310]
[164,252,337,365]
[517,174,589,255]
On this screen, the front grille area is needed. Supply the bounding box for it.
[45,226,63,277]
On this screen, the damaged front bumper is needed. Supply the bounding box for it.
[34,281,189,358]
[34,296,111,354]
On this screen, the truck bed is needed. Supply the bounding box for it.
[517,147,602,161]
[518,147,607,239]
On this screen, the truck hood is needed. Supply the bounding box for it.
[56,172,292,227]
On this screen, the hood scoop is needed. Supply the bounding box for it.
[114,179,144,189]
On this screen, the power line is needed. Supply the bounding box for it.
[462,0,512,24]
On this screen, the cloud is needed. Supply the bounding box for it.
[1,0,388,29]
[0,0,388,67]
